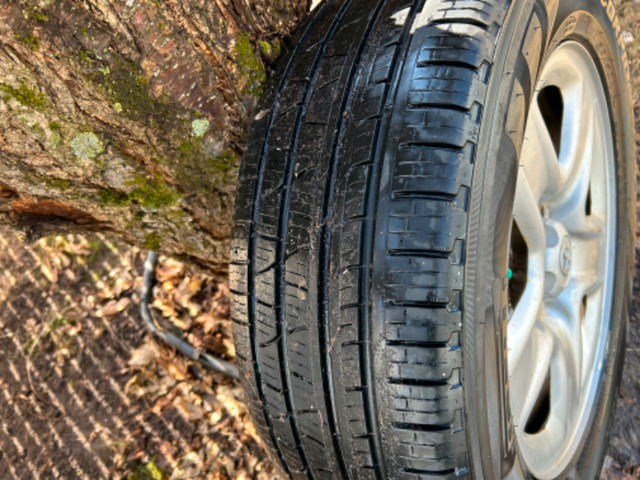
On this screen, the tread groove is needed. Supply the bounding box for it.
[355,2,428,477]
[430,17,489,31]
[243,2,344,477]
[387,378,449,387]
[392,422,451,432]
[273,2,360,478]
[400,467,457,475]
[316,1,407,479]
[388,249,452,259]
[407,102,471,113]
[385,340,450,349]
[392,191,458,202]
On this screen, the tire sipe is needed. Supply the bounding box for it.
[230,1,636,479]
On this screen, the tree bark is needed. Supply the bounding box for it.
[0,0,309,274]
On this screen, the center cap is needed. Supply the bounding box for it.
[544,219,572,298]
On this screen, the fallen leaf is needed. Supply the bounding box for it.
[129,341,161,368]
[156,257,184,282]
[97,297,131,317]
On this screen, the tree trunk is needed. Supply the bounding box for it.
[0,0,310,275]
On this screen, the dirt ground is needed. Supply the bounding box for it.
[0,3,639,479]
[0,232,280,480]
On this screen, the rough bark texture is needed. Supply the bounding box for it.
[0,0,310,274]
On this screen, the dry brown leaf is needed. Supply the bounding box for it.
[129,341,161,368]
[197,313,217,334]
[174,396,205,421]
[159,440,179,460]
[25,317,37,332]
[216,387,242,420]
[63,269,76,281]
[113,272,133,297]
[156,257,185,282]
[98,297,131,317]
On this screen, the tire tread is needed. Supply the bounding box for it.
[232,0,510,478]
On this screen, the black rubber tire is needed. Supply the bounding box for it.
[230,1,636,479]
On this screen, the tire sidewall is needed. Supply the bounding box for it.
[463,0,636,478]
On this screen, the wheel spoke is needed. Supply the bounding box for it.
[580,287,607,387]
[550,335,581,443]
[513,171,547,254]
[510,324,553,431]
[557,70,592,176]
[518,313,580,472]
[521,104,562,202]
[570,216,605,295]
[548,80,597,227]
[509,172,546,368]
[545,289,584,396]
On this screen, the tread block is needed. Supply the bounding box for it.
[417,24,496,68]
[399,109,479,148]
[387,345,462,380]
[384,305,462,344]
[392,146,473,197]
[385,257,463,303]
[387,199,467,254]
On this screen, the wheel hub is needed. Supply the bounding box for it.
[544,219,572,297]
[507,41,616,479]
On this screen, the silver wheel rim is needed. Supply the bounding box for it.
[508,42,616,479]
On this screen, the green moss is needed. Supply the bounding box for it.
[234,33,267,97]
[50,132,61,148]
[99,187,129,206]
[15,31,40,51]
[142,232,161,250]
[99,169,182,211]
[31,123,45,137]
[49,121,61,131]
[259,39,282,61]
[90,57,170,123]
[173,136,239,201]
[208,149,238,176]
[45,177,72,190]
[78,49,94,67]
[127,173,181,209]
[69,132,104,161]
[0,79,48,111]
[127,460,166,480]
[23,33,40,51]
[23,5,48,23]
[258,41,271,57]
[25,173,81,196]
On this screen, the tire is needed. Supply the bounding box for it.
[230,1,636,479]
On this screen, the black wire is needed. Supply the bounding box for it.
[140,251,239,380]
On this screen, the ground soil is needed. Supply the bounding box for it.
[0,3,639,479]
[0,233,278,479]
